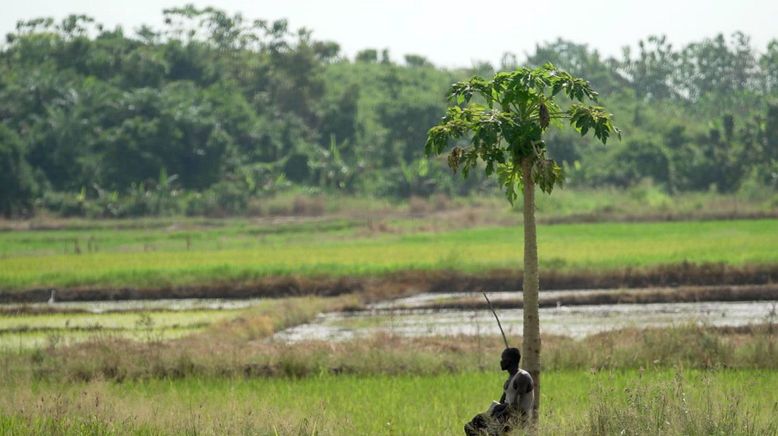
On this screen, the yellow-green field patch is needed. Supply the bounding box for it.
[1,219,777,290]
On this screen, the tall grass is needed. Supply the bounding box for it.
[5,322,775,383]
[576,371,778,436]
[1,370,776,435]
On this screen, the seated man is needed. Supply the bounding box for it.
[464,348,534,436]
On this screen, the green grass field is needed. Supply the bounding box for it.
[1,219,777,290]
[2,369,776,435]
[3,193,777,435]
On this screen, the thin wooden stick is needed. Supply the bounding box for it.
[482,291,509,349]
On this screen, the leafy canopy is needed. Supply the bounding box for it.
[425,63,620,203]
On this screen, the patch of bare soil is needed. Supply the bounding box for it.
[539,210,778,225]
[3,203,776,233]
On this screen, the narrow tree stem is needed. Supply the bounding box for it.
[521,156,541,424]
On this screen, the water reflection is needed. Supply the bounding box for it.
[276,299,778,342]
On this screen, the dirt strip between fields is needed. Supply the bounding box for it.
[2,262,777,304]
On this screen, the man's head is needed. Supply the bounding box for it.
[500,347,521,371]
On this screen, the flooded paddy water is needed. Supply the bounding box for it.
[276,289,778,342]
[0,298,267,350]
[1,288,775,349]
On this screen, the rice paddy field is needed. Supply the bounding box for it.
[2,210,778,435]
[0,308,240,350]
[1,218,777,291]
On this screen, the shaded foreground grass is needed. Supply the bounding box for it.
[2,219,778,291]
[1,369,776,435]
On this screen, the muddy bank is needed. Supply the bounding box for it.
[0,298,266,316]
[378,284,778,311]
[0,276,364,304]
[420,263,778,293]
[2,262,778,303]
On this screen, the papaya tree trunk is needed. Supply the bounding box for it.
[521,157,541,423]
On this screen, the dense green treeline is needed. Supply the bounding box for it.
[0,5,777,217]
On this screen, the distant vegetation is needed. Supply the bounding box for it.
[1,5,777,217]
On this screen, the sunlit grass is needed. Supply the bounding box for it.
[0,310,236,331]
[1,369,776,434]
[0,328,201,351]
[1,219,777,290]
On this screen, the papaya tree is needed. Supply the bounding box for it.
[425,64,619,420]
